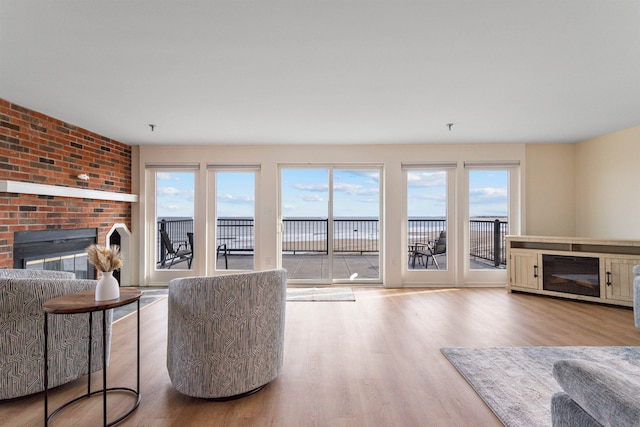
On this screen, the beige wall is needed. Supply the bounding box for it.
[575,125,640,239]
[524,144,576,237]
[132,131,640,286]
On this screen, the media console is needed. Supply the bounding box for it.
[506,236,640,307]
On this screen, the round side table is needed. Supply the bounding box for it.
[43,288,142,426]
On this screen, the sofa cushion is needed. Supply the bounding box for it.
[553,359,640,427]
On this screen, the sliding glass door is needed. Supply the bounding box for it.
[280,167,381,284]
[332,169,380,281]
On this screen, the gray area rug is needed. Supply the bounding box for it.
[441,346,640,427]
[113,287,355,319]
[113,289,168,322]
[286,287,355,302]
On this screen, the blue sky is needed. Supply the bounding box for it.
[281,169,380,218]
[156,171,195,218]
[216,172,255,217]
[468,170,508,217]
[155,169,507,219]
[156,171,256,218]
[407,169,508,218]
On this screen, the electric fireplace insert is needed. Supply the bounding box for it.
[542,254,600,297]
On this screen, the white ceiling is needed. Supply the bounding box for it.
[1,0,639,146]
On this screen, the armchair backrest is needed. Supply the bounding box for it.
[0,274,110,399]
[167,269,287,399]
[0,269,75,279]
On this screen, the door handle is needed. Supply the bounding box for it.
[606,271,612,286]
[533,265,538,278]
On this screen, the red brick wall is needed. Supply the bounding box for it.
[0,98,132,269]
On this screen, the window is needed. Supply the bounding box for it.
[155,171,195,270]
[407,169,448,270]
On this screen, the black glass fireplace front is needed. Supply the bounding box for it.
[542,254,600,297]
[13,228,97,279]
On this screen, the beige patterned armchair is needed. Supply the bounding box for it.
[0,269,112,400]
[167,269,287,399]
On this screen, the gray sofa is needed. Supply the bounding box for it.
[0,269,112,400]
[551,265,640,426]
[167,269,287,399]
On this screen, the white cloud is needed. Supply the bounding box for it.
[294,183,328,192]
[300,194,324,202]
[407,171,446,187]
[218,194,255,204]
[159,186,180,196]
[334,183,379,196]
[470,187,508,201]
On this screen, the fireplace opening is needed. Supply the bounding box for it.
[542,254,600,297]
[13,229,97,279]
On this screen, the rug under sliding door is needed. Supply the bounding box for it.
[286,287,355,302]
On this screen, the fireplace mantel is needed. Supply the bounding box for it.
[0,180,138,202]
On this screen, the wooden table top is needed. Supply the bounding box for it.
[43,288,143,314]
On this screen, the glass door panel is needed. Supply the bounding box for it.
[155,171,195,270]
[468,170,509,270]
[332,169,380,280]
[281,169,330,281]
[216,171,255,270]
[407,170,448,271]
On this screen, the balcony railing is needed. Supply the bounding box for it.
[407,218,447,246]
[156,217,508,267]
[469,219,508,267]
[282,218,380,254]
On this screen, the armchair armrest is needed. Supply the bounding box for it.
[553,359,640,427]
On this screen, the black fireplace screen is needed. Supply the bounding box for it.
[542,254,600,297]
[13,228,97,279]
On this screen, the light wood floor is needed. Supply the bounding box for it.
[3,287,640,427]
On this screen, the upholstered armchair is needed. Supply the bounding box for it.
[0,269,112,400]
[550,265,640,426]
[167,269,287,399]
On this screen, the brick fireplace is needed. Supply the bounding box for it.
[0,98,133,273]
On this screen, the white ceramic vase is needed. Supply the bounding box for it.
[95,270,120,301]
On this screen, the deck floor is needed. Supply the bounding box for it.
[163,253,502,280]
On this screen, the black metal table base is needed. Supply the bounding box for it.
[46,387,140,426]
[44,298,140,426]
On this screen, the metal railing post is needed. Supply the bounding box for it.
[159,219,167,267]
[325,218,329,254]
[493,219,501,267]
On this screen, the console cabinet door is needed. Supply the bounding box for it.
[604,256,639,302]
[510,250,540,290]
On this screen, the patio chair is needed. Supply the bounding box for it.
[425,231,447,270]
[419,231,446,269]
[160,230,193,269]
[216,242,229,269]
